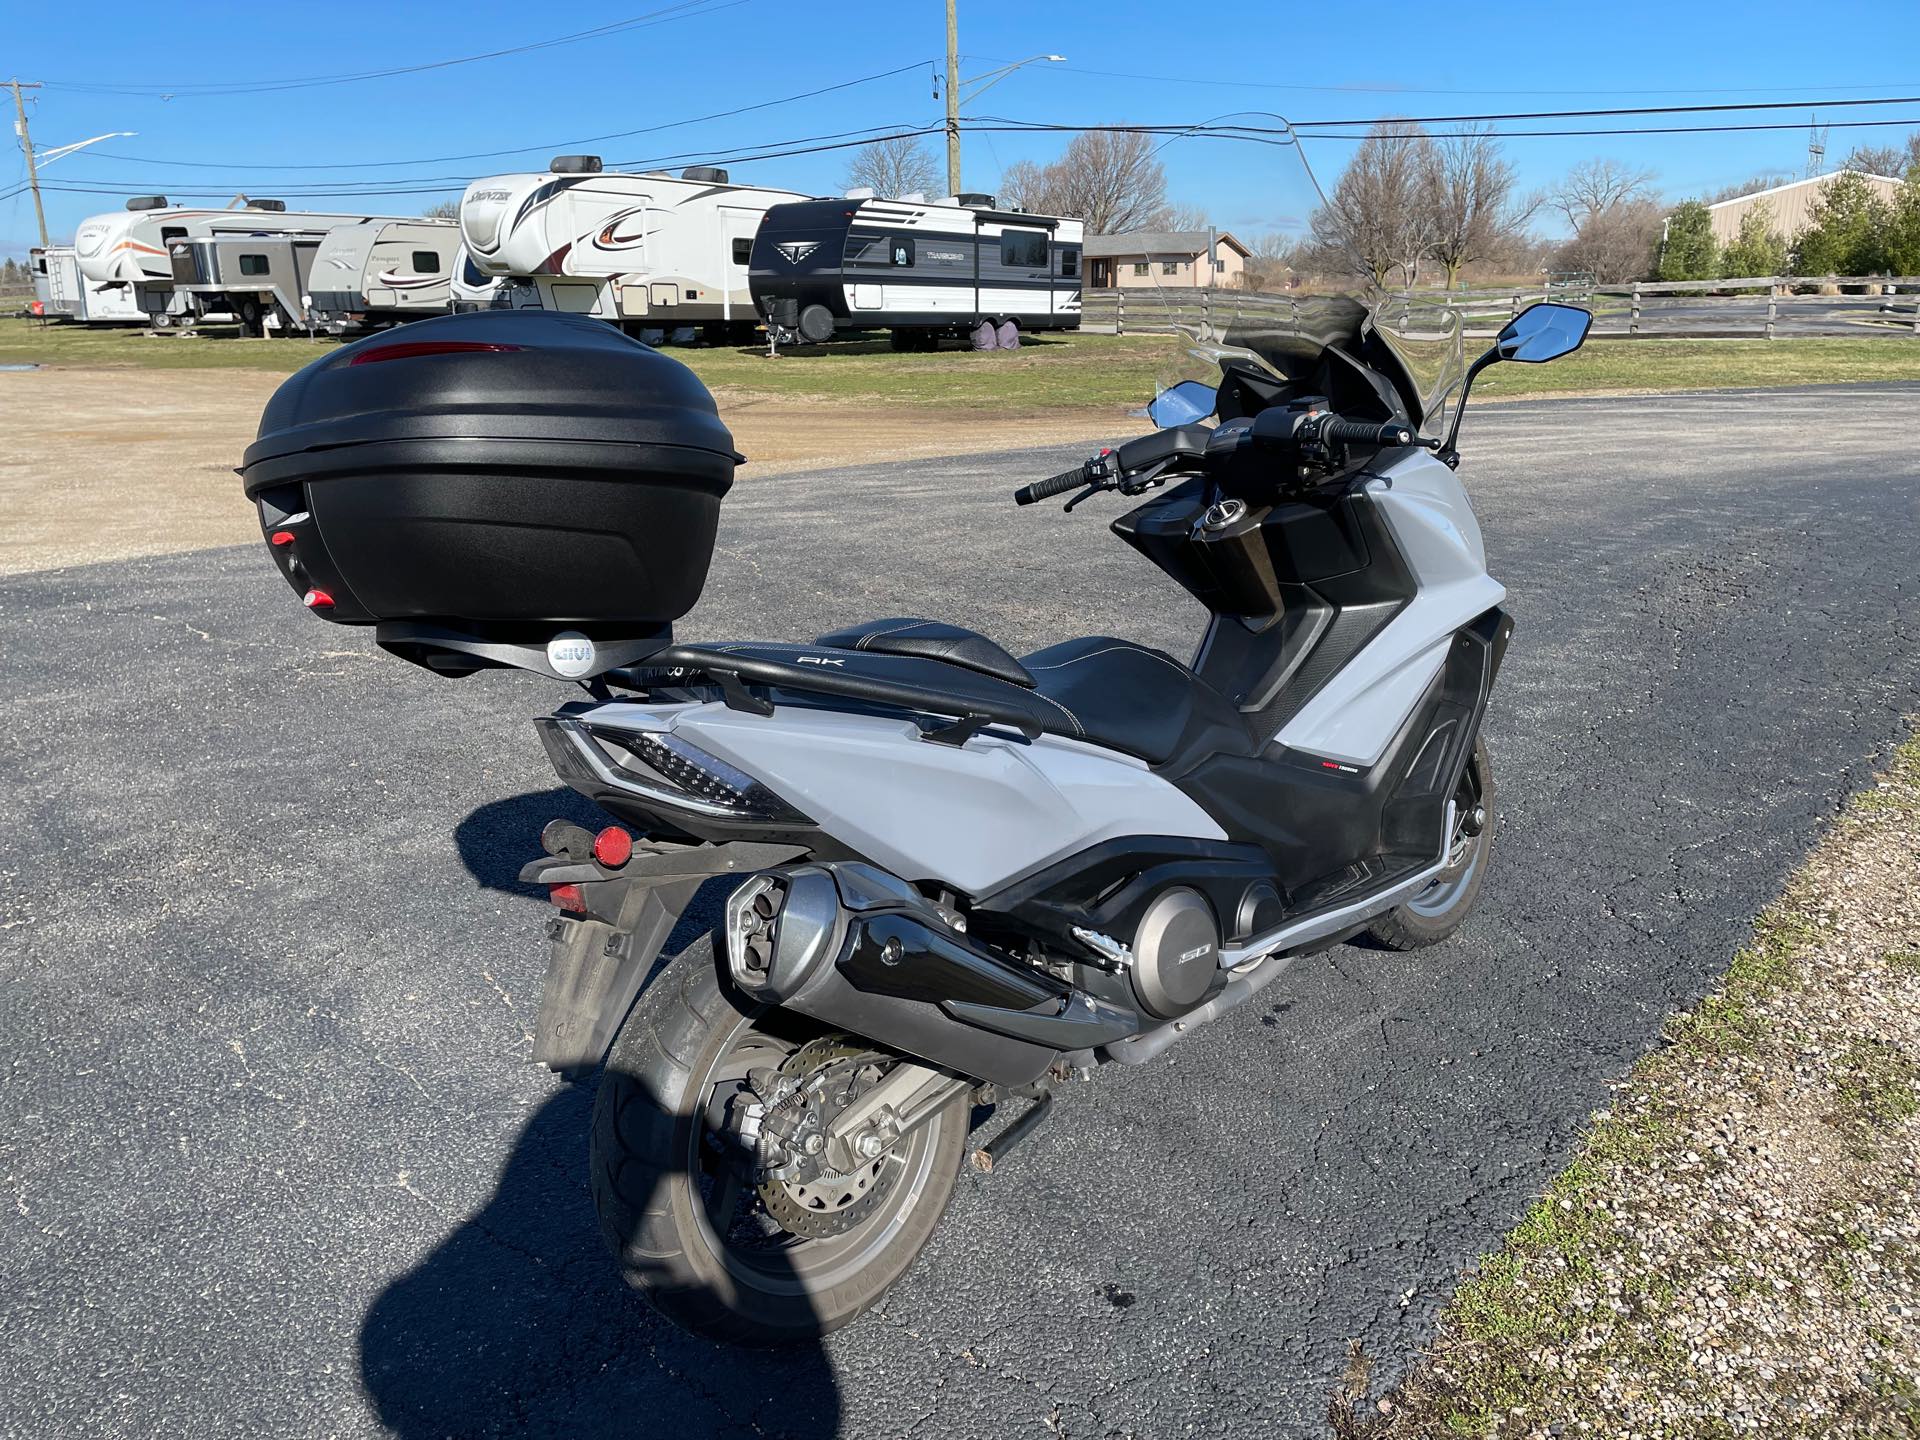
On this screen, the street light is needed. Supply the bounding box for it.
[960,54,1066,106]
[941,25,1064,196]
[36,131,137,167]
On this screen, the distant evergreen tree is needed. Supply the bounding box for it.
[1794,171,1892,276]
[1656,200,1717,281]
[1720,205,1789,278]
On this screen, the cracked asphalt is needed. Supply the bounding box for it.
[2,383,1917,1439]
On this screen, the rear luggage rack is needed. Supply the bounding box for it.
[620,644,1049,741]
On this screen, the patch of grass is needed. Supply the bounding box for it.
[1471,337,1920,398]
[10,314,1920,412]
[1834,1038,1920,1129]
[1665,911,1813,1056]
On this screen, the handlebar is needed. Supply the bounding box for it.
[1013,466,1091,506]
[1315,416,1419,448]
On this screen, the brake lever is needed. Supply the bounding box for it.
[1062,482,1109,513]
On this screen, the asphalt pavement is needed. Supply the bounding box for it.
[3,384,1918,1439]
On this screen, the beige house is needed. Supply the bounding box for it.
[1084,230,1250,289]
[1707,170,1903,245]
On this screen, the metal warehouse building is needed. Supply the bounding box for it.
[1707,170,1904,244]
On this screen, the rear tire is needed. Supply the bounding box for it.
[1364,738,1494,950]
[590,938,968,1345]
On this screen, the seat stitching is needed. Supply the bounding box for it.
[1024,643,1194,680]
[1026,689,1084,736]
[857,619,934,650]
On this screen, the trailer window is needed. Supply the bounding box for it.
[1060,247,1079,277]
[732,238,752,265]
[889,237,914,267]
[1000,230,1049,269]
[238,254,270,276]
[34,256,47,274]
[411,250,441,273]
[461,254,486,286]
[161,227,188,245]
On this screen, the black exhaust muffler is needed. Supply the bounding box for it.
[726,863,1137,1086]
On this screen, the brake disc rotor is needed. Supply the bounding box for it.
[756,1037,897,1240]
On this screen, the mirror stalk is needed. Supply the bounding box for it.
[1435,348,1500,470]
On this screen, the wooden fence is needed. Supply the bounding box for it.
[1080,279,1920,340]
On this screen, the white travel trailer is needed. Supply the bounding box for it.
[305,219,458,333]
[448,242,504,313]
[458,157,808,339]
[72,197,421,325]
[748,191,1083,348]
[31,244,146,323]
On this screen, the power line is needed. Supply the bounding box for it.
[34,1,745,97]
[966,56,1920,101]
[74,63,937,172]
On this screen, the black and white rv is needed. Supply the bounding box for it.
[747,191,1083,348]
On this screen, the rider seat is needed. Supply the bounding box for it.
[810,619,1249,767]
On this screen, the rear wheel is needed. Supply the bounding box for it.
[590,939,968,1344]
[1364,738,1494,950]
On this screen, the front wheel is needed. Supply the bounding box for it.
[1364,737,1495,950]
[590,938,968,1344]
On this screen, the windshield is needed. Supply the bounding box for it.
[1141,128,1466,433]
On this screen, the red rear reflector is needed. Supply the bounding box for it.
[303,588,334,609]
[548,883,586,913]
[347,340,524,366]
[270,530,296,546]
[592,826,634,868]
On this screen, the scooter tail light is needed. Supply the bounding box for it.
[548,883,587,913]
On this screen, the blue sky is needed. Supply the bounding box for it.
[7,0,1920,255]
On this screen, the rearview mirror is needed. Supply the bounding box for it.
[1148,379,1217,429]
[1495,302,1592,364]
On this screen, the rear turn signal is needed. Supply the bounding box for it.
[270,530,296,547]
[302,588,334,609]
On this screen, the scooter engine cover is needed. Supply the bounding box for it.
[1130,887,1219,1019]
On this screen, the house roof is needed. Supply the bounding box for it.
[1083,229,1251,259]
[1706,169,1903,210]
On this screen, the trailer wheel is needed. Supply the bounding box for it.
[236,298,265,337]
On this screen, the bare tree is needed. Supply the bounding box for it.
[996,131,1172,233]
[1419,124,1535,288]
[1702,172,1791,205]
[842,136,942,199]
[1550,158,1656,231]
[1159,204,1212,232]
[1240,231,1299,291]
[1844,134,1920,178]
[422,199,461,221]
[1308,121,1436,287]
[1553,196,1665,282]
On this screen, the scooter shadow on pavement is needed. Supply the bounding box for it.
[356,1074,845,1439]
[452,786,615,901]
[358,792,840,1436]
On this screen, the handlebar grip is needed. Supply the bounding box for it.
[1321,417,1418,448]
[1014,466,1087,506]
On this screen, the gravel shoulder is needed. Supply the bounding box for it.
[1345,731,1920,1437]
[0,366,1140,577]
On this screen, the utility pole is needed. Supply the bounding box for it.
[944,0,961,197]
[9,79,48,249]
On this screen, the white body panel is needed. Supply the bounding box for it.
[1276,450,1506,766]
[459,170,807,324]
[587,700,1228,896]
